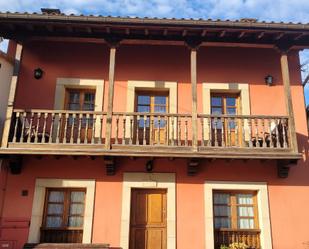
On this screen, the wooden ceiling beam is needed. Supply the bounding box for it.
[294,33,305,41]
[201,30,207,37]
[182,29,187,37]
[144,29,149,36]
[274,32,285,40]
[125,28,130,35]
[257,31,265,39]
[219,30,226,38]
[238,31,246,39]
[163,29,168,36]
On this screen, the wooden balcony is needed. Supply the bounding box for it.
[1,109,301,162]
[214,229,261,249]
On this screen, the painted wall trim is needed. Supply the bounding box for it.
[204,181,273,249]
[28,178,96,243]
[120,173,176,249]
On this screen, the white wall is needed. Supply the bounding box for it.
[0,57,13,141]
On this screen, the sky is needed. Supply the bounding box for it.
[0,0,308,104]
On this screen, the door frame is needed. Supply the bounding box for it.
[120,173,176,249]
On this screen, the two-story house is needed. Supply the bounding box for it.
[0,9,308,249]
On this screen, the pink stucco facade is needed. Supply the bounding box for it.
[0,40,308,249]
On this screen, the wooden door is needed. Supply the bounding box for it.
[129,189,167,249]
[211,94,240,146]
[135,92,169,145]
[64,89,95,143]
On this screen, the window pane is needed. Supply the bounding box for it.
[46,216,62,228]
[214,217,231,229]
[211,107,222,115]
[211,97,222,106]
[214,205,230,216]
[68,217,84,227]
[237,194,253,204]
[68,103,80,111]
[84,93,95,102]
[214,193,230,204]
[47,204,63,215]
[69,93,80,103]
[70,204,84,215]
[71,192,85,203]
[82,103,95,111]
[226,97,236,106]
[154,106,166,113]
[238,218,254,229]
[49,191,64,202]
[227,108,236,115]
[238,206,254,217]
[137,95,150,105]
[137,105,150,113]
[154,96,166,105]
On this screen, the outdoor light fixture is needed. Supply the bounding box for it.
[146,160,154,172]
[34,68,43,80]
[265,75,274,86]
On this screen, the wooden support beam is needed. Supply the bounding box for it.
[201,30,207,37]
[257,32,265,39]
[106,27,111,33]
[187,158,199,176]
[238,31,246,39]
[1,43,23,148]
[104,156,116,175]
[163,29,168,36]
[125,28,130,35]
[190,48,198,151]
[8,156,23,175]
[294,33,305,41]
[182,30,187,37]
[274,33,285,40]
[219,30,226,38]
[277,159,297,178]
[105,43,118,149]
[280,52,298,153]
[85,27,92,34]
[144,29,149,36]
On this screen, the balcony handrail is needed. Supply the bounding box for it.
[198,114,289,119]
[113,111,192,118]
[13,109,107,115]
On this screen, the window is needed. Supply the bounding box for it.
[41,188,86,243]
[135,91,169,144]
[213,191,260,249]
[65,89,95,111]
[211,94,240,146]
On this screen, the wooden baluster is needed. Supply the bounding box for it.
[171,117,175,146]
[100,114,104,145]
[42,113,48,143]
[282,118,288,148]
[62,113,69,144]
[178,119,181,146]
[151,119,154,146]
[201,117,205,146]
[34,112,41,143]
[115,115,119,145]
[143,115,147,145]
[55,113,61,144]
[165,116,168,145]
[20,112,26,143]
[241,118,245,147]
[92,114,96,144]
[185,118,188,146]
[129,116,133,145]
[254,118,259,147]
[122,115,126,145]
[261,118,266,148]
[157,116,161,145]
[268,118,273,148]
[136,115,140,145]
[12,111,20,143]
[208,117,211,147]
[84,114,89,144]
[274,118,279,148]
[49,113,55,144]
[234,117,238,147]
[27,112,34,143]
[77,114,82,144]
[248,118,253,147]
[70,113,75,144]
[221,117,225,147]
[226,117,230,147]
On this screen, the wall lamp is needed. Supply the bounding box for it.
[265,75,274,86]
[34,68,44,80]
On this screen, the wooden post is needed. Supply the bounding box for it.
[1,43,23,148]
[190,49,198,150]
[105,45,117,149]
[280,52,298,152]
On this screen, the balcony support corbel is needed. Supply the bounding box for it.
[187,158,200,176]
[104,156,116,176]
[277,159,297,178]
[105,38,121,150]
[1,43,23,148]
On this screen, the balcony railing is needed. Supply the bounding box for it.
[4,109,294,157]
[214,229,261,249]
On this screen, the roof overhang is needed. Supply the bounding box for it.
[0,12,309,49]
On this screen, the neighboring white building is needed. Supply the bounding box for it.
[0,49,13,142]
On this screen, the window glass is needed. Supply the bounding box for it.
[211,97,222,106]
[137,95,150,105]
